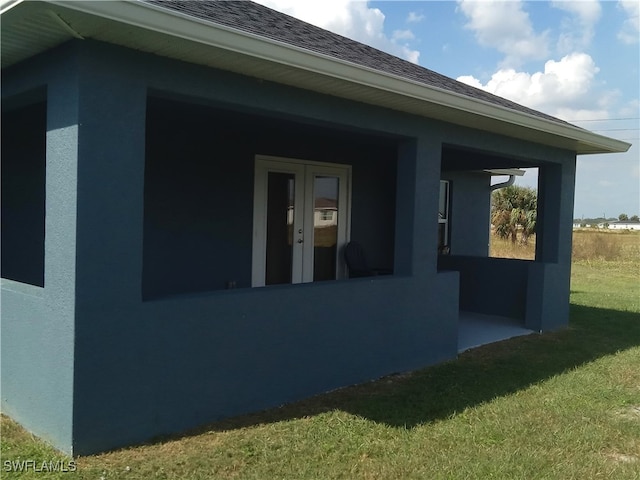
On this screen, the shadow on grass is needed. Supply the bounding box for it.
[170,303,640,438]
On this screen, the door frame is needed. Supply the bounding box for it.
[252,155,352,287]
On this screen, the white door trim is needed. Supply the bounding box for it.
[252,155,351,287]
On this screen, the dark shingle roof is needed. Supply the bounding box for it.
[143,0,573,127]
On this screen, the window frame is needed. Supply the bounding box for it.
[438,180,450,252]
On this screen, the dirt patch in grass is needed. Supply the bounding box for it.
[603,452,640,464]
[616,405,640,422]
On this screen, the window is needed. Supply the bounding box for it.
[1,101,47,287]
[319,210,334,221]
[438,180,450,253]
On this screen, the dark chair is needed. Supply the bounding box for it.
[344,241,392,278]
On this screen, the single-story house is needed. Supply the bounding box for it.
[605,221,640,230]
[1,0,630,455]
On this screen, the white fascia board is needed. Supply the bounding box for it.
[47,0,631,155]
[484,169,526,176]
[0,0,24,14]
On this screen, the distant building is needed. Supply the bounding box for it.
[606,221,640,230]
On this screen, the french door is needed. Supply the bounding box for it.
[252,155,350,287]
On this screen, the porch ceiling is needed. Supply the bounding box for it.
[1,0,631,156]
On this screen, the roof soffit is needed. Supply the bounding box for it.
[1,0,631,155]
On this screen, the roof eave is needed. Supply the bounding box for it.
[0,0,24,14]
[5,0,633,155]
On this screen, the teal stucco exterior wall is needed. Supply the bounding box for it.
[1,39,576,455]
[1,49,81,453]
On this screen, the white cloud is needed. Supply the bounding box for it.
[253,0,420,63]
[619,98,640,118]
[552,0,602,25]
[552,0,602,52]
[618,0,640,44]
[456,75,483,89]
[457,53,615,120]
[407,12,425,23]
[393,29,415,41]
[458,0,549,67]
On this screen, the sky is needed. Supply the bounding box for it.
[253,0,639,219]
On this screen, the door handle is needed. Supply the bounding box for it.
[297,239,304,244]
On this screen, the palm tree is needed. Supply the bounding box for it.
[520,208,537,245]
[491,185,537,245]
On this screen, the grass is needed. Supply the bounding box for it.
[2,232,639,479]
[491,228,640,262]
[490,231,536,260]
[573,230,640,263]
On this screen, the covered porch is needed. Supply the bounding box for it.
[438,144,576,336]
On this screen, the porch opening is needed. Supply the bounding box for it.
[438,145,542,346]
[142,95,398,300]
[489,168,539,261]
[1,98,46,287]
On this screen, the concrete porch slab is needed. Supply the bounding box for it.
[458,311,535,353]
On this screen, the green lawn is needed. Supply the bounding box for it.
[2,258,639,479]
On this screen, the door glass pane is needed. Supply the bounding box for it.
[439,181,448,220]
[265,172,295,285]
[313,176,339,281]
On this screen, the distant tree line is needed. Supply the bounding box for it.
[616,213,639,222]
[574,213,639,225]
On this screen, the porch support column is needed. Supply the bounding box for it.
[74,55,147,310]
[40,69,81,454]
[71,44,148,455]
[0,48,80,455]
[394,139,417,275]
[526,159,577,331]
[395,135,458,359]
[395,135,442,276]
